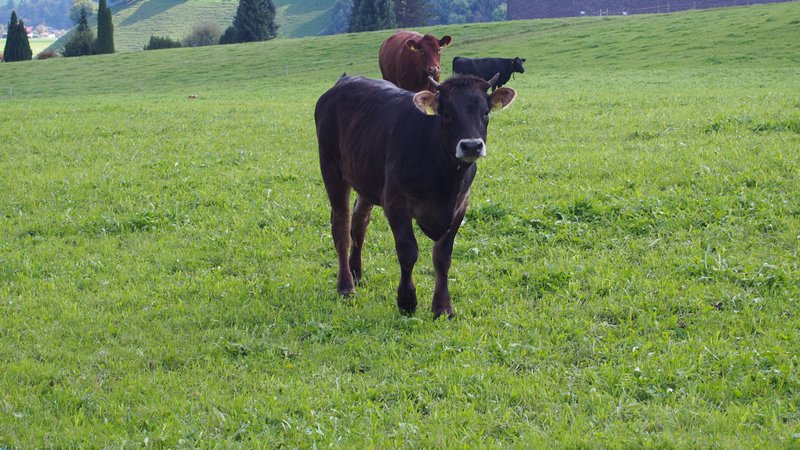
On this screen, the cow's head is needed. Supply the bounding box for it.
[406,34,452,80]
[412,74,516,164]
[512,57,526,74]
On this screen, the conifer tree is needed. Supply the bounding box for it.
[3,10,32,62]
[3,11,19,61]
[15,17,32,60]
[395,0,431,27]
[95,0,114,54]
[220,0,278,44]
[62,7,95,57]
[350,0,396,32]
[320,0,352,35]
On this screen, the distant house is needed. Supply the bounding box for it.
[507,0,796,19]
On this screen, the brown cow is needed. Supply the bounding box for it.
[379,30,452,92]
[315,74,516,317]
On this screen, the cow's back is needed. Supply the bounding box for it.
[453,57,501,80]
[379,31,427,92]
[315,76,418,205]
[452,56,472,76]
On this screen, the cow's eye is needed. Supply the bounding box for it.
[441,110,453,121]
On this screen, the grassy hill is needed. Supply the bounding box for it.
[14,2,800,97]
[48,0,336,53]
[1,2,799,447]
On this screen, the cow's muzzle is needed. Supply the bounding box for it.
[456,139,486,163]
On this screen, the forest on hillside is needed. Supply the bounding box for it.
[324,0,507,35]
[2,0,72,29]
[2,0,508,34]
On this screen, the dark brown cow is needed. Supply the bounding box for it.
[315,74,516,317]
[379,30,452,92]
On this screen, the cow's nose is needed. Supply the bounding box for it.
[428,66,440,76]
[456,139,486,162]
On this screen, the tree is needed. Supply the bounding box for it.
[220,0,278,44]
[395,0,432,27]
[95,0,114,54]
[470,0,506,22]
[321,0,352,35]
[2,11,18,61]
[14,17,31,60]
[2,0,72,29]
[349,0,396,32]
[143,35,182,50]
[69,0,95,26]
[428,0,507,25]
[3,10,31,62]
[62,7,95,57]
[183,21,221,47]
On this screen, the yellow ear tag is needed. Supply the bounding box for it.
[424,105,435,115]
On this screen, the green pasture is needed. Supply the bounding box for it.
[1,3,799,447]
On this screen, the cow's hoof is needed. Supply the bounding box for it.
[433,307,454,319]
[338,287,356,297]
[397,286,417,314]
[349,265,362,286]
[397,298,417,316]
[399,305,417,316]
[433,311,456,320]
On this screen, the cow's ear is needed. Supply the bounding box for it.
[489,87,516,112]
[413,91,439,115]
[406,39,420,52]
[439,36,452,48]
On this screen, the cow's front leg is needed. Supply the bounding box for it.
[431,207,467,318]
[385,209,418,314]
[432,238,454,318]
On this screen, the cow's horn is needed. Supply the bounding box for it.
[428,76,442,90]
[487,73,500,87]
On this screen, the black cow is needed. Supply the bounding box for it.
[315,74,516,317]
[452,57,526,91]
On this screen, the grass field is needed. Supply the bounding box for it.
[1,3,799,447]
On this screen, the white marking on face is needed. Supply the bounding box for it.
[455,138,486,163]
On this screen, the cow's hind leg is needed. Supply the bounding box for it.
[349,194,373,286]
[320,163,355,296]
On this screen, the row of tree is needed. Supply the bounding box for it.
[3,0,113,61]
[144,0,279,50]
[324,0,507,34]
[61,0,112,57]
